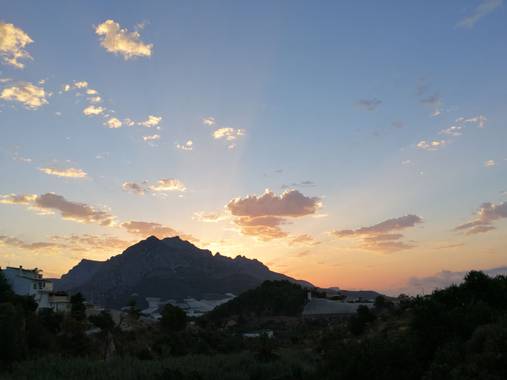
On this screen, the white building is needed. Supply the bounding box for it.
[2,266,71,313]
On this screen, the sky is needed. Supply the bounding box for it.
[0,0,506,294]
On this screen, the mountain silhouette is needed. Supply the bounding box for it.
[56,235,312,308]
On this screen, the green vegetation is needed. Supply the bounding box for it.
[2,272,507,379]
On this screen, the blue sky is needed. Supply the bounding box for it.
[0,0,506,293]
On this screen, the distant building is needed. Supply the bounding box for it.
[242,329,274,339]
[2,266,71,313]
[303,297,373,318]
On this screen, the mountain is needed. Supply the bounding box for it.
[56,235,312,308]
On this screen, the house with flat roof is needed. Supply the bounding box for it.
[2,265,71,312]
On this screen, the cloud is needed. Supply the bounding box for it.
[105,117,122,129]
[202,116,216,126]
[357,98,382,111]
[0,82,47,109]
[420,93,443,116]
[439,115,487,136]
[74,81,88,89]
[0,235,63,251]
[333,214,423,252]
[138,115,162,128]
[416,140,447,151]
[95,19,152,59]
[455,201,507,235]
[176,140,193,151]
[0,21,33,68]
[122,178,186,195]
[485,159,496,167]
[193,211,229,223]
[227,189,321,240]
[400,266,507,295]
[143,134,160,142]
[122,181,146,196]
[149,178,186,192]
[213,127,245,141]
[289,234,320,246]
[121,221,178,239]
[0,192,115,226]
[39,167,88,178]
[457,0,503,28]
[281,180,316,190]
[50,234,133,252]
[83,105,105,116]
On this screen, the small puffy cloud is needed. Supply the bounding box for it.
[138,115,162,128]
[457,0,503,28]
[227,189,321,240]
[0,82,47,109]
[149,178,186,192]
[176,140,193,151]
[0,192,115,226]
[202,116,216,126]
[95,19,152,59]
[74,81,88,89]
[39,167,88,178]
[105,117,122,129]
[121,221,178,238]
[0,21,33,68]
[484,160,496,168]
[416,140,447,151]
[455,201,507,235]
[124,118,135,127]
[143,134,160,141]
[213,127,245,141]
[333,214,423,252]
[439,115,487,137]
[86,88,97,95]
[122,181,146,196]
[357,98,382,111]
[83,105,105,116]
[89,96,101,103]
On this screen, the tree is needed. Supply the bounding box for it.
[127,298,141,320]
[89,310,115,332]
[70,292,86,321]
[160,304,187,332]
[0,270,14,302]
[349,305,376,336]
[0,303,26,364]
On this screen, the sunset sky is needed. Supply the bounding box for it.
[1,1,506,294]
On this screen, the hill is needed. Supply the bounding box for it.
[56,236,312,308]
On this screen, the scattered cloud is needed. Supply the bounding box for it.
[49,234,133,252]
[0,235,62,251]
[227,189,321,240]
[138,115,162,128]
[120,220,197,242]
[416,140,447,151]
[83,105,105,116]
[289,234,320,246]
[281,180,316,190]
[149,178,186,192]
[457,0,503,28]
[0,192,115,226]
[39,167,88,179]
[122,181,146,196]
[176,140,193,151]
[193,211,229,223]
[420,93,443,117]
[0,21,33,68]
[455,201,507,235]
[357,98,382,111]
[484,159,496,168]
[202,116,216,126]
[333,214,423,252]
[95,19,153,59]
[105,117,122,129]
[0,82,48,109]
[143,134,160,142]
[213,127,245,141]
[122,178,186,195]
[439,115,487,137]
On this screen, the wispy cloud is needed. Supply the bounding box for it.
[457,0,503,28]
[95,20,153,59]
[333,214,423,252]
[39,167,88,179]
[202,116,216,126]
[455,201,507,235]
[138,115,162,128]
[213,127,245,141]
[356,98,382,111]
[122,178,186,195]
[416,140,447,151]
[176,140,193,151]
[0,21,33,68]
